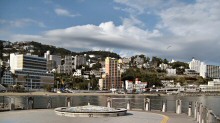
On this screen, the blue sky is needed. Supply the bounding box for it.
[1,0,220,64]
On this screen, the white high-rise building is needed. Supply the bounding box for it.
[189,58,201,73]
[200,62,207,78]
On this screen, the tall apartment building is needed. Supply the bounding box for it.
[73,55,86,69]
[189,58,202,73]
[10,53,54,91]
[200,62,220,79]
[57,55,86,74]
[44,51,61,72]
[103,57,121,90]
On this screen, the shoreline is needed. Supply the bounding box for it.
[0,92,220,96]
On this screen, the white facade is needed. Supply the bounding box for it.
[9,53,54,90]
[44,51,61,72]
[166,69,176,75]
[73,69,82,77]
[184,69,199,76]
[200,62,206,78]
[200,79,220,92]
[57,55,86,74]
[159,63,168,70]
[125,79,147,93]
[98,79,103,90]
[200,63,220,79]
[125,80,133,92]
[49,55,61,66]
[161,80,175,87]
[189,59,201,73]
[10,53,47,73]
[73,55,86,69]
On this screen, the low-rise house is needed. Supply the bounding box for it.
[184,69,199,76]
[166,69,176,76]
[73,69,82,77]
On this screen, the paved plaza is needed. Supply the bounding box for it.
[0,109,196,123]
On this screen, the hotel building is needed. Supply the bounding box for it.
[189,58,202,73]
[10,53,54,91]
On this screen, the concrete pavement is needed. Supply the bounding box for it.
[0,109,196,123]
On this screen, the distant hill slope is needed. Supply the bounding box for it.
[28,41,77,57]
[0,40,121,60]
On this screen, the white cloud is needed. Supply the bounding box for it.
[7,0,220,64]
[159,0,220,40]
[54,8,79,17]
[0,18,46,28]
[114,0,180,15]
[10,21,162,53]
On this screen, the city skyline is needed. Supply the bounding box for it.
[0,0,220,64]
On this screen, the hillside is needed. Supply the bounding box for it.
[0,40,120,60]
[79,51,120,60]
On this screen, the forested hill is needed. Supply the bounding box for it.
[28,41,76,57]
[0,40,121,59]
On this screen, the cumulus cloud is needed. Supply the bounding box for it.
[10,21,162,53]
[54,8,79,17]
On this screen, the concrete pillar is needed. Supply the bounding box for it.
[27,97,34,110]
[47,97,52,109]
[9,97,15,110]
[162,100,166,112]
[66,97,71,107]
[201,106,205,123]
[197,103,200,123]
[176,99,182,114]
[144,98,150,111]
[199,104,203,123]
[127,100,131,110]
[206,110,213,123]
[107,97,111,108]
[194,101,198,120]
[188,102,192,117]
